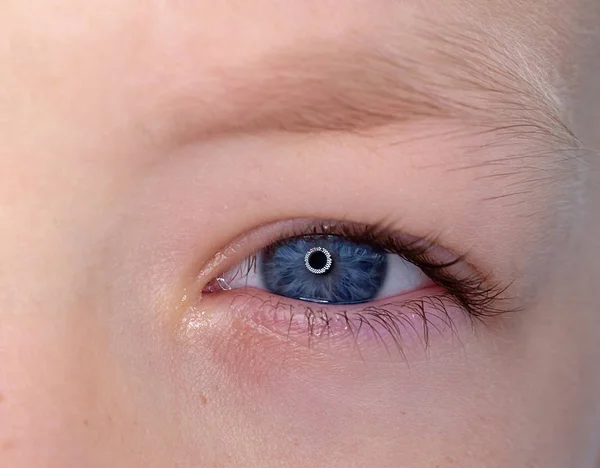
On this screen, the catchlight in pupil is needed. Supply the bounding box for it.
[308,251,327,270]
[304,247,333,275]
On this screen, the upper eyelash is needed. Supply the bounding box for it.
[217,220,513,319]
[205,220,519,358]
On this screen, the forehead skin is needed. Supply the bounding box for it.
[0,1,599,468]
[0,0,582,137]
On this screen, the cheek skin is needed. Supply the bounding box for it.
[172,298,517,467]
[86,121,587,467]
[0,0,598,467]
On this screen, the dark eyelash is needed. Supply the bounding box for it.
[229,289,510,359]
[214,220,516,356]
[302,221,509,317]
[228,220,513,319]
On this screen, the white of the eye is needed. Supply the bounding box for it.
[221,256,266,290]
[220,253,429,299]
[374,255,430,300]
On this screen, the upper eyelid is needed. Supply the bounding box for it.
[202,221,516,321]
[198,218,497,293]
[197,219,429,283]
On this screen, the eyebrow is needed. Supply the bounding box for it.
[170,20,577,150]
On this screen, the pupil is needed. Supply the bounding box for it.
[308,250,328,271]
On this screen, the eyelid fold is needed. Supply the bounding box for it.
[199,219,511,316]
[193,219,515,358]
[200,219,431,280]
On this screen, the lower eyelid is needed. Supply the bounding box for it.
[213,286,471,359]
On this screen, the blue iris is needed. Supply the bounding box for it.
[260,235,388,304]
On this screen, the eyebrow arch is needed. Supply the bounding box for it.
[170,19,577,149]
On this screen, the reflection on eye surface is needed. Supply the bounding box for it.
[216,235,431,305]
[201,220,511,354]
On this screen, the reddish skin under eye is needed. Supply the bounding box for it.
[200,284,469,362]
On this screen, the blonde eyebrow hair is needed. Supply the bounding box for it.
[160,16,587,223]
[170,20,577,150]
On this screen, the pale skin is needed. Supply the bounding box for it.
[1,1,600,467]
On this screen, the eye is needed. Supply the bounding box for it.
[208,235,432,305]
[200,220,509,356]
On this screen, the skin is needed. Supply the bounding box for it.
[0,0,599,467]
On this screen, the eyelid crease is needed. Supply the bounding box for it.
[201,219,517,321]
[197,218,427,288]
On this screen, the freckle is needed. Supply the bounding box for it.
[2,440,15,451]
[400,410,407,415]
[83,419,89,427]
[0,393,5,403]
[199,394,208,405]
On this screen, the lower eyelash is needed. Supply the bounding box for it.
[201,220,517,358]
[227,289,476,358]
[208,221,513,317]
